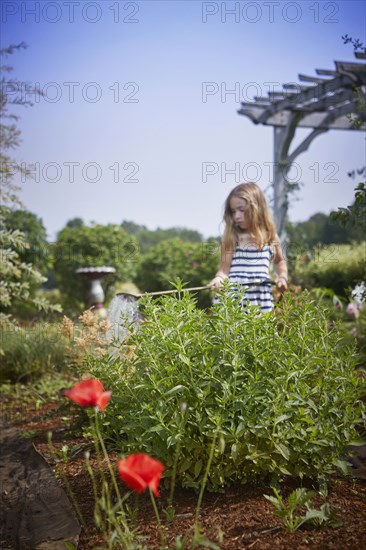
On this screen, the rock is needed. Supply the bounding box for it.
[0,425,80,549]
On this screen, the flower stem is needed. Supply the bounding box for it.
[94,411,122,500]
[47,432,88,534]
[149,488,166,548]
[168,408,187,508]
[195,433,217,523]
[93,410,132,537]
[85,452,105,532]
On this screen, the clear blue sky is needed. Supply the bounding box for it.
[2,0,365,240]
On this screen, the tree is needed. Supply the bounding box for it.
[121,220,204,254]
[65,217,84,229]
[133,238,220,308]
[0,43,60,331]
[286,210,364,249]
[120,220,147,234]
[2,208,49,273]
[54,223,138,313]
[330,183,366,234]
[329,37,366,233]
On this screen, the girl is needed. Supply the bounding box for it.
[208,182,288,312]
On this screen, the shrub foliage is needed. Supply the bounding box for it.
[90,288,365,490]
[54,224,138,313]
[133,238,219,308]
[292,242,366,297]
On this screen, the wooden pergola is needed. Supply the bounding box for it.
[238,51,366,236]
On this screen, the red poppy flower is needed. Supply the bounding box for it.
[118,453,164,497]
[64,379,111,412]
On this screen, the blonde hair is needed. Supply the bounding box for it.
[222,183,277,252]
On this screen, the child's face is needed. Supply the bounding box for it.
[229,196,250,231]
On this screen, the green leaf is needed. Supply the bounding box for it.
[164,384,187,399]
[263,494,283,511]
[179,459,192,472]
[306,399,318,412]
[348,439,366,447]
[274,413,291,424]
[278,465,292,475]
[311,439,329,446]
[178,353,191,366]
[334,459,351,475]
[194,459,203,478]
[288,488,315,510]
[132,384,150,391]
[146,425,164,434]
[274,443,290,461]
[231,443,238,461]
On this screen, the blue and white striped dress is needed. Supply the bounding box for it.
[228,245,274,312]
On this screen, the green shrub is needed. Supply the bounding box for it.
[306,287,366,366]
[89,288,365,490]
[53,224,138,314]
[133,238,219,308]
[0,321,71,383]
[291,242,366,297]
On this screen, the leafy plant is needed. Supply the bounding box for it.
[0,310,112,383]
[311,287,366,367]
[264,487,315,532]
[286,210,364,250]
[121,220,206,254]
[330,183,366,232]
[264,486,341,532]
[88,285,366,490]
[133,238,219,308]
[292,242,366,297]
[0,44,61,340]
[2,209,50,273]
[54,223,138,313]
[0,322,71,383]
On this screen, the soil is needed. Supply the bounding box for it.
[1,392,366,550]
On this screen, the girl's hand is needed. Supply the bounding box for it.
[208,276,226,291]
[276,276,288,292]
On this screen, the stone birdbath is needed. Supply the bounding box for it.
[76,266,116,316]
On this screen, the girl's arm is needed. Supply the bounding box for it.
[208,244,234,290]
[273,238,288,292]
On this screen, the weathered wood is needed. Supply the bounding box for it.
[298,74,332,83]
[316,68,338,76]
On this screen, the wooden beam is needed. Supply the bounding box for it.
[283,83,314,91]
[253,97,272,104]
[316,69,338,76]
[256,74,355,124]
[238,52,366,237]
[298,74,332,84]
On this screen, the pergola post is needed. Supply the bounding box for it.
[273,126,289,237]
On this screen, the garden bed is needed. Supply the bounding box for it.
[1,391,365,550]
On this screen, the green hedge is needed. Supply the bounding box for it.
[89,288,365,490]
[133,238,220,308]
[291,242,366,297]
[0,322,71,383]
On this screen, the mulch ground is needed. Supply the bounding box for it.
[1,392,366,550]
